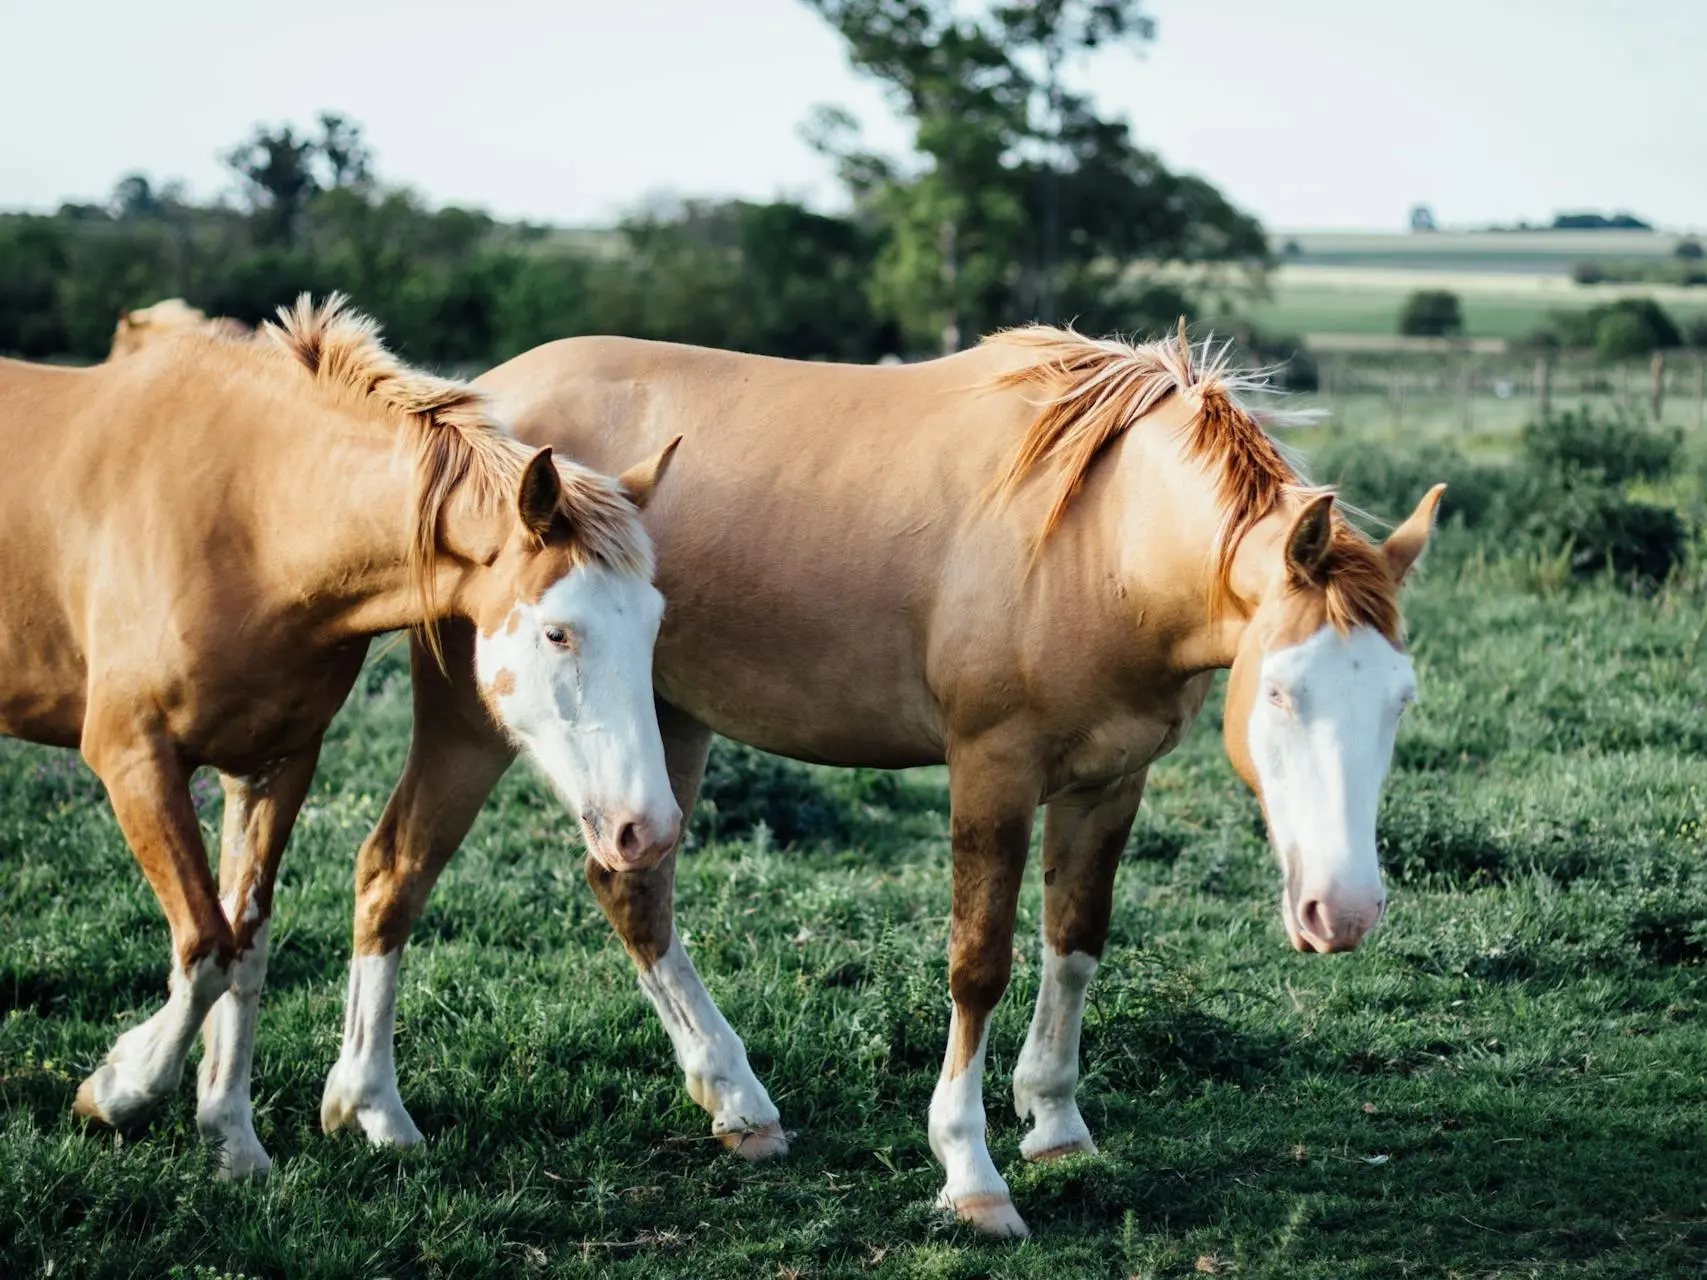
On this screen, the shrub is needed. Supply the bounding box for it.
[1571,260,1607,285]
[1308,437,1516,532]
[1520,407,1679,485]
[1595,303,1671,359]
[1398,289,1463,337]
[692,738,900,847]
[1675,238,1704,262]
[1523,487,1688,588]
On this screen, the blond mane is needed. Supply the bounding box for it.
[263,294,653,656]
[986,323,1400,641]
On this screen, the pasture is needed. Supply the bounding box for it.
[4,422,1707,1278]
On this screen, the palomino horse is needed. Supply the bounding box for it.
[107,298,251,359]
[0,295,681,1178]
[253,325,1438,1235]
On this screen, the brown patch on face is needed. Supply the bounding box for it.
[504,608,522,635]
[486,667,516,698]
[944,812,1031,1077]
[585,853,677,968]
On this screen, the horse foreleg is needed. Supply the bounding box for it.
[195,745,322,1178]
[75,726,233,1132]
[585,704,786,1160]
[323,628,514,1147]
[1013,773,1144,1162]
[928,752,1040,1239]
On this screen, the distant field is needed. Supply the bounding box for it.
[1269,229,1700,275]
[1238,264,1707,342]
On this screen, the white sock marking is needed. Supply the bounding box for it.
[82,952,228,1126]
[321,950,424,1146]
[197,919,272,1178]
[928,1014,1015,1214]
[1013,948,1098,1159]
[636,936,780,1141]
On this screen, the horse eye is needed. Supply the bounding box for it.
[1264,683,1288,709]
[543,625,572,648]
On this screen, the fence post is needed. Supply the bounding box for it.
[1697,355,1705,431]
[1651,352,1665,423]
[1458,359,1472,432]
[1535,353,1551,421]
[1391,368,1405,430]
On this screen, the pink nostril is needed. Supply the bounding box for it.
[616,821,643,861]
[1298,897,1334,943]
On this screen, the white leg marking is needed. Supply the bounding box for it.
[197,919,272,1179]
[320,950,424,1147]
[1013,948,1099,1161]
[636,936,786,1159]
[929,1013,1029,1238]
[77,953,228,1127]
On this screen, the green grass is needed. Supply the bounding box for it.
[1240,269,1707,342]
[4,460,1707,1277]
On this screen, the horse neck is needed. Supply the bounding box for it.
[1072,425,1260,674]
[286,423,513,642]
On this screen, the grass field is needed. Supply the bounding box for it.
[4,428,1707,1277]
[1240,265,1707,343]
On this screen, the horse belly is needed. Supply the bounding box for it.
[654,627,944,769]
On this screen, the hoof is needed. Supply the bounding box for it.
[214,1142,273,1181]
[943,1192,1031,1239]
[72,1075,107,1123]
[718,1121,790,1161]
[1022,1135,1098,1163]
[74,1066,158,1130]
[321,1074,424,1147]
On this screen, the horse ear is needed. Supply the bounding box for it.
[1384,483,1447,584]
[617,436,682,511]
[1283,492,1336,587]
[517,448,561,539]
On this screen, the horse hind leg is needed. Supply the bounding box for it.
[194,748,321,1179]
[74,730,234,1134]
[586,705,785,1161]
[1013,775,1143,1163]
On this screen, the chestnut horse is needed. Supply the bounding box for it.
[251,325,1436,1234]
[0,295,680,1177]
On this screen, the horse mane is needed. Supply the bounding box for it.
[263,293,653,659]
[985,322,1401,641]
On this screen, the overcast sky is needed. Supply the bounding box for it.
[2,0,1702,232]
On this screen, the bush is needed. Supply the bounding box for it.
[692,738,900,847]
[1571,260,1607,285]
[1308,437,1516,532]
[1523,487,1688,588]
[1676,239,1704,262]
[1520,407,1679,485]
[1398,289,1463,337]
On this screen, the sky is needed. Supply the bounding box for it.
[1,0,1702,232]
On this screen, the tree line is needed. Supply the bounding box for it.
[0,1,1268,367]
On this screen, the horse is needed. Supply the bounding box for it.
[107,298,252,359]
[0,294,682,1178]
[224,323,1441,1235]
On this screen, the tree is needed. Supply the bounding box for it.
[1398,289,1463,337]
[317,112,374,191]
[1409,204,1437,232]
[804,0,1264,353]
[223,124,321,245]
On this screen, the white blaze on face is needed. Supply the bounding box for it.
[1247,624,1415,953]
[475,563,680,870]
